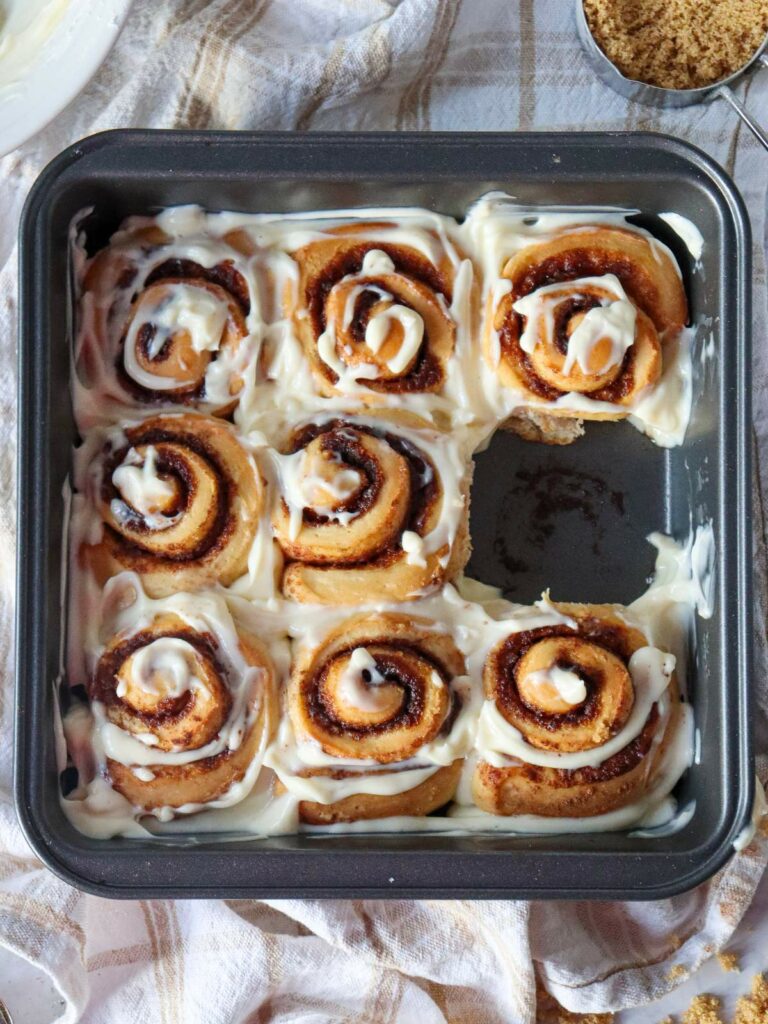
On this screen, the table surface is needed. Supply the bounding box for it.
[1,870,765,1024]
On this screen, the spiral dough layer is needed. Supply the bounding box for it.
[289,225,458,398]
[81,225,253,415]
[86,413,264,597]
[288,612,467,823]
[474,603,680,817]
[89,611,276,811]
[272,418,469,603]
[485,226,688,431]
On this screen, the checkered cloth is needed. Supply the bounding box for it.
[0,2,766,1021]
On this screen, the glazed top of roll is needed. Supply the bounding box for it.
[461,194,693,442]
[78,412,269,599]
[287,611,470,765]
[72,199,693,444]
[74,213,262,426]
[289,224,461,397]
[269,414,467,583]
[74,573,284,815]
[477,602,678,774]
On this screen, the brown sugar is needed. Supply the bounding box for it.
[582,0,768,90]
[535,979,614,1024]
[682,994,725,1024]
[669,974,768,1024]
[733,973,768,1024]
[717,952,741,973]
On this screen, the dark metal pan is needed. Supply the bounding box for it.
[15,131,754,899]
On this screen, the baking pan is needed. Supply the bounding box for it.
[15,131,754,899]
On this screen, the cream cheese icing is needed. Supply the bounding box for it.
[60,196,709,841]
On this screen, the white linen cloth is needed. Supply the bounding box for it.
[1,2,767,1021]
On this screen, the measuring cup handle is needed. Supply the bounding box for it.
[718,85,768,152]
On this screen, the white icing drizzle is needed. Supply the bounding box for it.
[61,198,708,840]
[69,197,695,445]
[564,299,635,374]
[523,665,587,707]
[513,274,637,374]
[365,303,424,373]
[659,212,704,261]
[111,446,175,528]
[337,648,390,712]
[361,249,396,276]
[61,527,705,834]
[315,248,428,386]
[629,328,693,448]
[123,282,230,391]
[66,573,281,780]
[267,411,468,572]
[273,447,364,540]
[459,193,695,440]
[70,214,265,429]
[401,530,428,567]
[476,646,675,770]
[115,637,203,700]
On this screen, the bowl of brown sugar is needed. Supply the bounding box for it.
[577,0,768,149]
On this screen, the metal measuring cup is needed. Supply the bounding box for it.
[575,0,768,151]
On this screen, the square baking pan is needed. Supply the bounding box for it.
[15,130,754,899]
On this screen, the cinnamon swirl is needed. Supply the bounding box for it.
[482,225,688,444]
[268,612,470,823]
[474,602,682,817]
[86,588,277,813]
[76,218,257,418]
[83,413,266,597]
[270,417,470,603]
[287,219,467,399]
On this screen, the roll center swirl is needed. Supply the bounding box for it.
[118,258,250,406]
[492,629,636,753]
[97,628,230,753]
[508,275,639,394]
[274,424,417,563]
[300,239,455,394]
[318,250,427,383]
[299,640,451,763]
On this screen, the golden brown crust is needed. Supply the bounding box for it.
[483,226,687,442]
[296,760,462,824]
[473,602,680,818]
[85,413,265,598]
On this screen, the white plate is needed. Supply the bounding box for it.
[0,0,134,158]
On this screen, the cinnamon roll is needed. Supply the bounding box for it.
[473,602,682,817]
[83,413,266,597]
[77,219,256,417]
[268,612,470,823]
[271,417,470,603]
[484,226,688,443]
[287,220,465,398]
[87,597,277,813]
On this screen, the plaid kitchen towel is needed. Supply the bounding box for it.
[0,2,766,1021]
